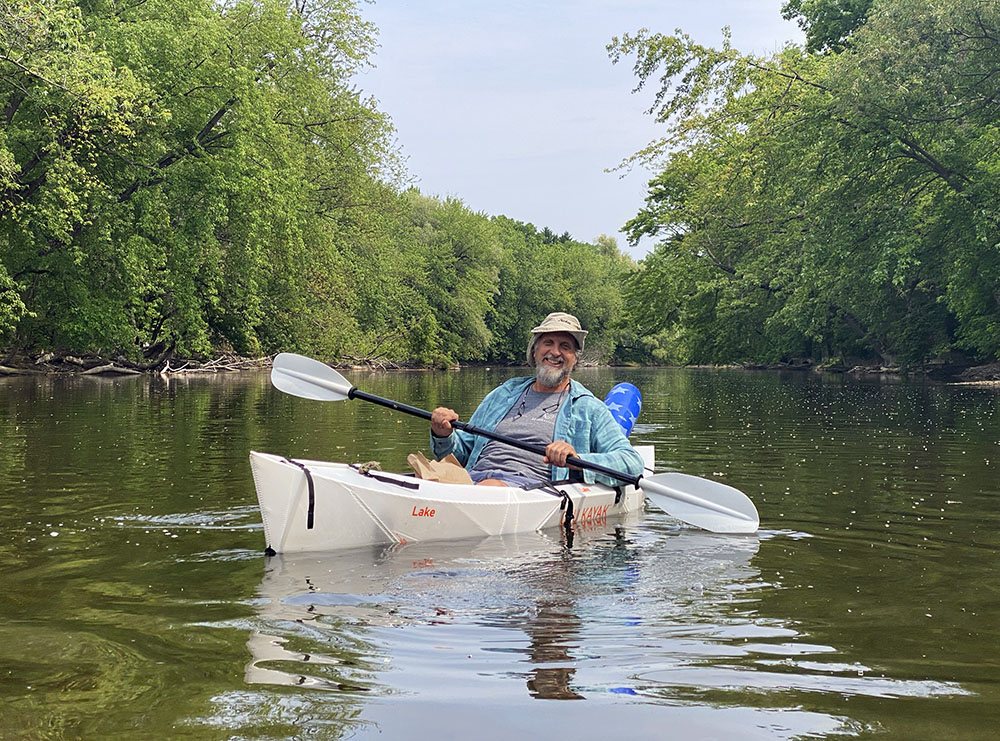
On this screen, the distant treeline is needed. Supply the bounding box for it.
[2,0,998,370]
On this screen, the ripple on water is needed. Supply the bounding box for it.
[110,505,262,530]
[637,663,971,700]
[5,367,999,738]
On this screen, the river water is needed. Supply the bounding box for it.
[0,367,997,739]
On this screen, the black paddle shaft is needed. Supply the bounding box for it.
[348,387,640,486]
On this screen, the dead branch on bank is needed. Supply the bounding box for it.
[0,350,273,375]
[0,365,43,375]
[335,355,402,371]
[159,355,272,374]
[81,363,141,376]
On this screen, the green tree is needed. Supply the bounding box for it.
[485,217,554,362]
[1,0,396,360]
[782,0,875,52]
[611,0,1000,367]
[392,192,502,365]
[484,218,633,364]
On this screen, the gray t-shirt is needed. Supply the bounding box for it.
[471,387,566,481]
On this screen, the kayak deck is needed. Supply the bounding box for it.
[250,448,652,553]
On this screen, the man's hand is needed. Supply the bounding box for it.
[431,407,459,438]
[544,440,579,469]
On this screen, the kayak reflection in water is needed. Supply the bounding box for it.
[429,312,644,488]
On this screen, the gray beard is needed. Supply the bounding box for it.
[535,362,571,390]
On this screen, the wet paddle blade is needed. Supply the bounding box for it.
[271,353,354,401]
[641,472,759,534]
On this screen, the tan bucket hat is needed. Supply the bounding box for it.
[526,312,588,365]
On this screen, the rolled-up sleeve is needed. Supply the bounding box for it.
[430,427,475,464]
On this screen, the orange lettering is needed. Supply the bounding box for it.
[574,504,609,526]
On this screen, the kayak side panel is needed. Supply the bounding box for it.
[251,445,654,553]
[250,452,302,552]
[361,484,565,544]
[250,451,400,552]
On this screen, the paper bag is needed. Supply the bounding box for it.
[407,451,474,485]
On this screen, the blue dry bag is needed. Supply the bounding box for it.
[604,382,642,437]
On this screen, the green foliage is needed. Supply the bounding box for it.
[782,0,875,52]
[0,0,640,367]
[401,192,501,362]
[612,0,1000,367]
[484,217,632,364]
[1,0,396,359]
[0,262,27,343]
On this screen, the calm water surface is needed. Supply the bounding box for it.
[1,368,997,739]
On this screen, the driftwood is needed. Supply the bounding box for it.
[81,363,141,376]
[0,365,43,375]
[160,354,271,374]
[336,354,401,371]
[0,350,272,375]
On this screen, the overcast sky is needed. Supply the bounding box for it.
[355,1,804,257]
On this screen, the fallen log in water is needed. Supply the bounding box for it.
[0,365,44,375]
[81,363,141,376]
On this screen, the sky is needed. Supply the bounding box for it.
[354,1,805,258]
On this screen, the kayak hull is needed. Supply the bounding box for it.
[250,448,652,553]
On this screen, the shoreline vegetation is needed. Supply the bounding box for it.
[2,351,997,386]
[3,1,999,378]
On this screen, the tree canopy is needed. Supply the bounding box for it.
[1,0,637,368]
[782,0,875,52]
[5,0,995,372]
[611,0,1000,367]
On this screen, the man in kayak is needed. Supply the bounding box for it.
[429,312,644,487]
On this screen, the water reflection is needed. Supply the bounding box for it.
[519,525,638,700]
[246,521,765,701]
[3,368,998,738]
[244,512,978,739]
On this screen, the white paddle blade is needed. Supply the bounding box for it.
[271,353,354,401]
[641,472,759,534]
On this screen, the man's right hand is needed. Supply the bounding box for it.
[430,407,459,438]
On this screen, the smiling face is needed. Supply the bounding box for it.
[532,331,578,390]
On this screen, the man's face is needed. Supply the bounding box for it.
[533,332,578,389]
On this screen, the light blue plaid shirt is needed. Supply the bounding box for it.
[430,377,644,486]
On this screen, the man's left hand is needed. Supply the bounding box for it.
[544,440,579,469]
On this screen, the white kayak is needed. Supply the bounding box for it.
[250,446,655,553]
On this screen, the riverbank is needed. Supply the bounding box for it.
[740,359,1000,385]
[3,350,999,384]
[946,363,1000,387]
[0,351,271,376]
[0,350,445,376]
